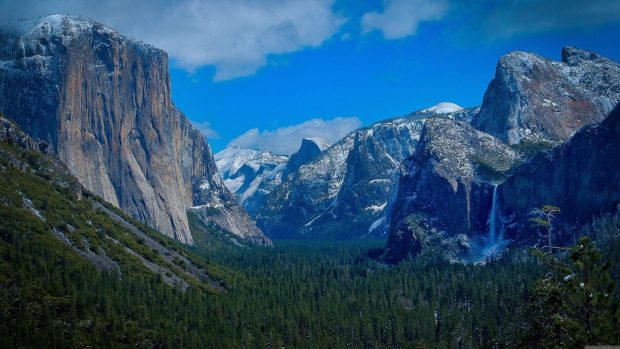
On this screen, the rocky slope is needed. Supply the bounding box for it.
[215,147,288,213]
[215,137,329,215]
[499,102,620,243]
[383,47,620,264]
[282,137,330,177]
[382,118,521,263]
[0,115,224,290]
[473,47,620,144]
[0,15,268,245]
[256,104,477,239]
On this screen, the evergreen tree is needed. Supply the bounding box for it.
[518,237,620,347]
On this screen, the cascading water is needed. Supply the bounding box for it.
[466,183,511,264]
[488,184,499,244]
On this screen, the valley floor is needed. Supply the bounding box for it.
[2,198,620,347]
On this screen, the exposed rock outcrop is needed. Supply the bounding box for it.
[283,137,329,177]
[473,47,620,144]
[1,115,81,196]
[0,15,268,244]
[215,147,288,214]
[1,115,49,153]
[499,103,620,243]
[382,118,521,263]
[0,120,224,289]
[256,106,477,239]
[383,48,620,264]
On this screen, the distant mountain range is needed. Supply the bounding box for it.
[216,46,620,264]
[215,136,329,214]
[219,104,477,239]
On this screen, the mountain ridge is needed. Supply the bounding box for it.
[255,105,478,239]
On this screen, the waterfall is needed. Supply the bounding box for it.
[488,184,499,244]
[467,184,510,263]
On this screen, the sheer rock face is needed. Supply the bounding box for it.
[0,15,269,245]
[256,107,477,239]
[382,118,521,263]
[473,47,620,145]
[282,137,329,178]
[382,47,620,263]
[499,103,620,243]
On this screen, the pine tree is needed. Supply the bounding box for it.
[519,237,620,347]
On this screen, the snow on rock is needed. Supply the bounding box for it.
[368,216,386,233]
[421,102,464,114]
[214,146,288,213]
[304,137,331,151]
[474,47,620,144]
[0,15,271,245]
[256,106,479,240]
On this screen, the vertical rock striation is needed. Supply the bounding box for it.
[0,15,269,244]
[499,103,620,242]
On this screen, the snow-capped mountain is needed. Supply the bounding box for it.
[420,102,463,114]
[215,137,329,214]
[283,137,330,177]
[215,147,288,213]
[255,104,477,239]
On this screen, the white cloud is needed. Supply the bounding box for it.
[191,121,220,139]
[227,117,361,155]
[0,0,345,80]
[361,0,448,39]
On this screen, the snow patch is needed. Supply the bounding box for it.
[421,102,463,114]
[368,216,386,233]
[189,203,224,210]
[304,210,328,227]
[364,202,387,213]
[303,137,331,151]
[199,179,210,191]
[542,99,558,107]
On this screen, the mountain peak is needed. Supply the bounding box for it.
[8,14,101,36]
[421,102,463,114]
[561,46,605,66]
[301,137,330,152]
[2,14,161,57]
[475,47,620,144]
[282,137,329,178]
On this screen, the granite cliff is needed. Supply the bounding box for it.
[382,118,521,263]
[474,47,620,144]
[499,103,620,243]
[383,47,620,263]
[0,15,269,245]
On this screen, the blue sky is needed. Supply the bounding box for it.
[2,0,620,154]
